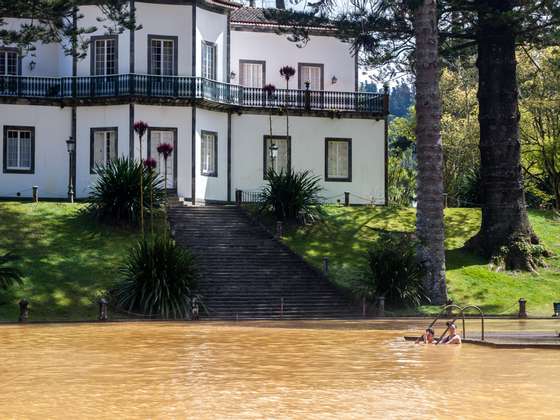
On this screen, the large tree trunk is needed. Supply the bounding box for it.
[414,0,447,304]
[467,0,541,270]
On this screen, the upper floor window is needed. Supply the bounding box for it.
[149,36,177,76]
[299,63,324,91]
[239,60,265,88]
[201,41,217,80]
[201,130,218,177]
[325,138,351,182]
[90,128,118,173]
[91,36,118,76]
[3,126,34,173]
[0,48,19,76]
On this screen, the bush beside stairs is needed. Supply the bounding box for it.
[168,204,359,320]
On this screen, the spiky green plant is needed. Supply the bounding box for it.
[260,169,323,222]
[352,232,428,307]
[113,236,200,319]
[87,157,164,226]
[0,253,23,290]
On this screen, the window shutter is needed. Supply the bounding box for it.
[6,132,18,168]
[93,131,105,167]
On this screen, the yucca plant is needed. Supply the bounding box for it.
[87,157,165,226]
[260,168,323,222]
[113,236,200,319]
[0,253,23,290]
[352,232,428,307]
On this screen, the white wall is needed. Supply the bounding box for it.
[134,3,193,75]
[231,114,385,204]
[75,105,131,197]
[194,108,228,201]
[195,7,228,81]
[0,104,71,198]
[230,30,356,92]
[78,5,131,76]
[134,105,192,198]
[2,18,62,77]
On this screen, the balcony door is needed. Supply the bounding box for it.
[298,63,324,91]
[90,36,118,96]
[148,128,177,189]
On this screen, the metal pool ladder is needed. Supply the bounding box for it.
[426,304,485,341]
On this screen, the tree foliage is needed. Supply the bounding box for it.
[518,47,560,211]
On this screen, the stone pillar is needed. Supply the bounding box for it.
[275,221,283,238]
[98,298,108,321]
[376,296,385,317]
[322,257,329,275]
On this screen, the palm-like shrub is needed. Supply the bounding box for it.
[113,236,200,319]
[260,169,323,222]
[0,253,23,290]
[87,157,165,226]
[352,232,428,306]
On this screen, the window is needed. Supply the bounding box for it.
[325,138,351,182]
[148,36,177,76]
[239,60,265,88]
[90,128,118,173]
[201,131,218,177]
[201,41,217,80]
[0,48,19,75]
[298,63,324,90]
[3,126,34,173]
[264,136,291,177]
[91,36,118,75]
[148,128,177,189]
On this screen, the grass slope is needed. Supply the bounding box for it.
[283,207,560,316]
[0,202,141,321]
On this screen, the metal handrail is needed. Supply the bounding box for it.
[424,303,485,342]
[0,74,386,113]
[460,305,485,340]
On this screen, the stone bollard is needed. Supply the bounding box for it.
[446,299,453,317]
[275,221,283,238]
[98,298,108,321]
[376,296,385,317]
[32,186,39,203]
[18,299,29,322]
[518,298,528,318]
[322,257,329,275]
[344,192,350,207]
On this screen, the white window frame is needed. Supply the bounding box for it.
[0,48,20,76]
[239,60,265,88]
[90,128,118,173]
[148,36,177,76]
[3,126,34,173]
[264,135,291,178]
[325,138,352,182]
[201,131,218,177]
[298,63,324,91]
[91,36,118,76]
[201,41,217,80]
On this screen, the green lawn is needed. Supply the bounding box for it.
[0,202,143,321]
[283,206,560,316]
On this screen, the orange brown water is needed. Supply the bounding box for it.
[1,320,559,419]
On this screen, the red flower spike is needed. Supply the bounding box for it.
[263,84,276,97]
[143,157,157,169]
[279,66,296,81]
[157,142,174,159]
[133,121,149,137]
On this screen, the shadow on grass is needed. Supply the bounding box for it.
[0,202,140,320]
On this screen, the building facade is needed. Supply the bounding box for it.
[0,1,388,204]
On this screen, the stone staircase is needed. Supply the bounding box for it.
[168,204,359,319]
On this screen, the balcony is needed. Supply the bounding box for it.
[0,74,387,115]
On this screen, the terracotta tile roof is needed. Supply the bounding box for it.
[230,7,334,30]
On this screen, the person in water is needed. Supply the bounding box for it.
[439,322,462,345]
[416,328,437,344]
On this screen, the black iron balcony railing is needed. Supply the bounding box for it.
[0,74,386,114]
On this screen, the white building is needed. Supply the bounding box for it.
[0,1,388,204]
